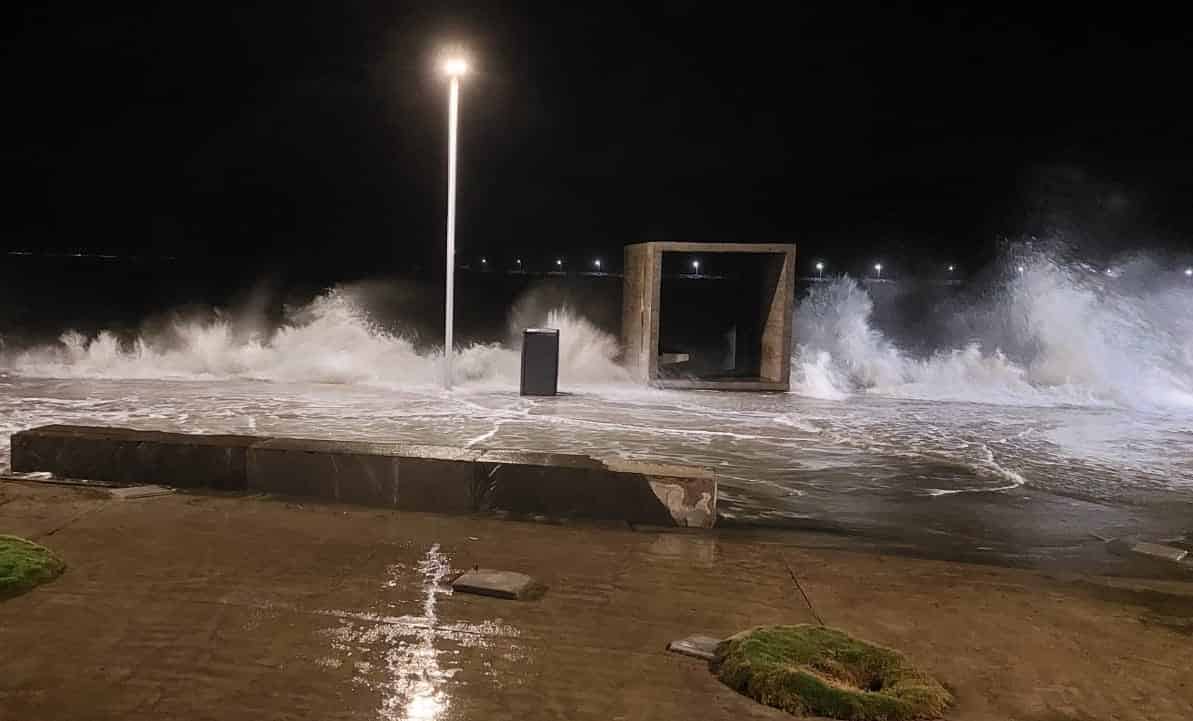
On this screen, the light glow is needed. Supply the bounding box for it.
[442,57,469,77]
[405,692,446,721]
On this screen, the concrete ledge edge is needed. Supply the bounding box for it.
[11,425,717,528]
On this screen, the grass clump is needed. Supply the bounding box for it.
[713,624,952,720]
[0,535,66,600]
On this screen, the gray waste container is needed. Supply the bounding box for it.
[520,328,559,396]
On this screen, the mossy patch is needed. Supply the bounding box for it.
[0,535,66,600]
[713,624,952,720]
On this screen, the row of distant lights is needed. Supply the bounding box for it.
[813,261,925,277]
[818,262,1193,278]
[480,257,709,271]
[481,258,923,275]
[479,257,603,269]
[475,256,1193,278]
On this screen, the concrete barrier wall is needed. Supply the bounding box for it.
[246,438,481,514]
[10,425,262,490]
[10,425,716,528]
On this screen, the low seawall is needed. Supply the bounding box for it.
[10,425,716,527]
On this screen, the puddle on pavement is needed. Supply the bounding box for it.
[317,543,523,720]
[646,533,719,563]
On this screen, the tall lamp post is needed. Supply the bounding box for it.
[441,54,469,389]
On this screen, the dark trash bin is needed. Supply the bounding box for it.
[520,328,559,396]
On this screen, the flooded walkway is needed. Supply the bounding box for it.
[1,482,1191,720]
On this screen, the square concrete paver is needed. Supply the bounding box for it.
[667,635,721,661]
[452,569,543,600]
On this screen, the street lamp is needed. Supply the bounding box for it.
[1185,267,1193,278]
[874,262,883,280]
[815,261,824,279]
[1017,265,1025,274]
[556,258,563,269]
[948,264,955,273]
[692,259,700,273]
[594,258,602,270]
[441,52,469,390]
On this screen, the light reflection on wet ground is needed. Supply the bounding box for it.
[3,479,1189,721]
[318,544,522,721]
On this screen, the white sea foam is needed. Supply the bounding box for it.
[4,255,1192,416]
[1,289,629,388]
[790,258,1193,412]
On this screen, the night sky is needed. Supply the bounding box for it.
[5,3,1191,281]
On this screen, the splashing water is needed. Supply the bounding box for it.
[2,256,1192,413]
[1,289,629,388]
[791,257,1193,411]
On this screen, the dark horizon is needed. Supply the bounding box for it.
[5,3,1192,284]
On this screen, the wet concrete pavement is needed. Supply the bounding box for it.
[2,482,1192,721]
